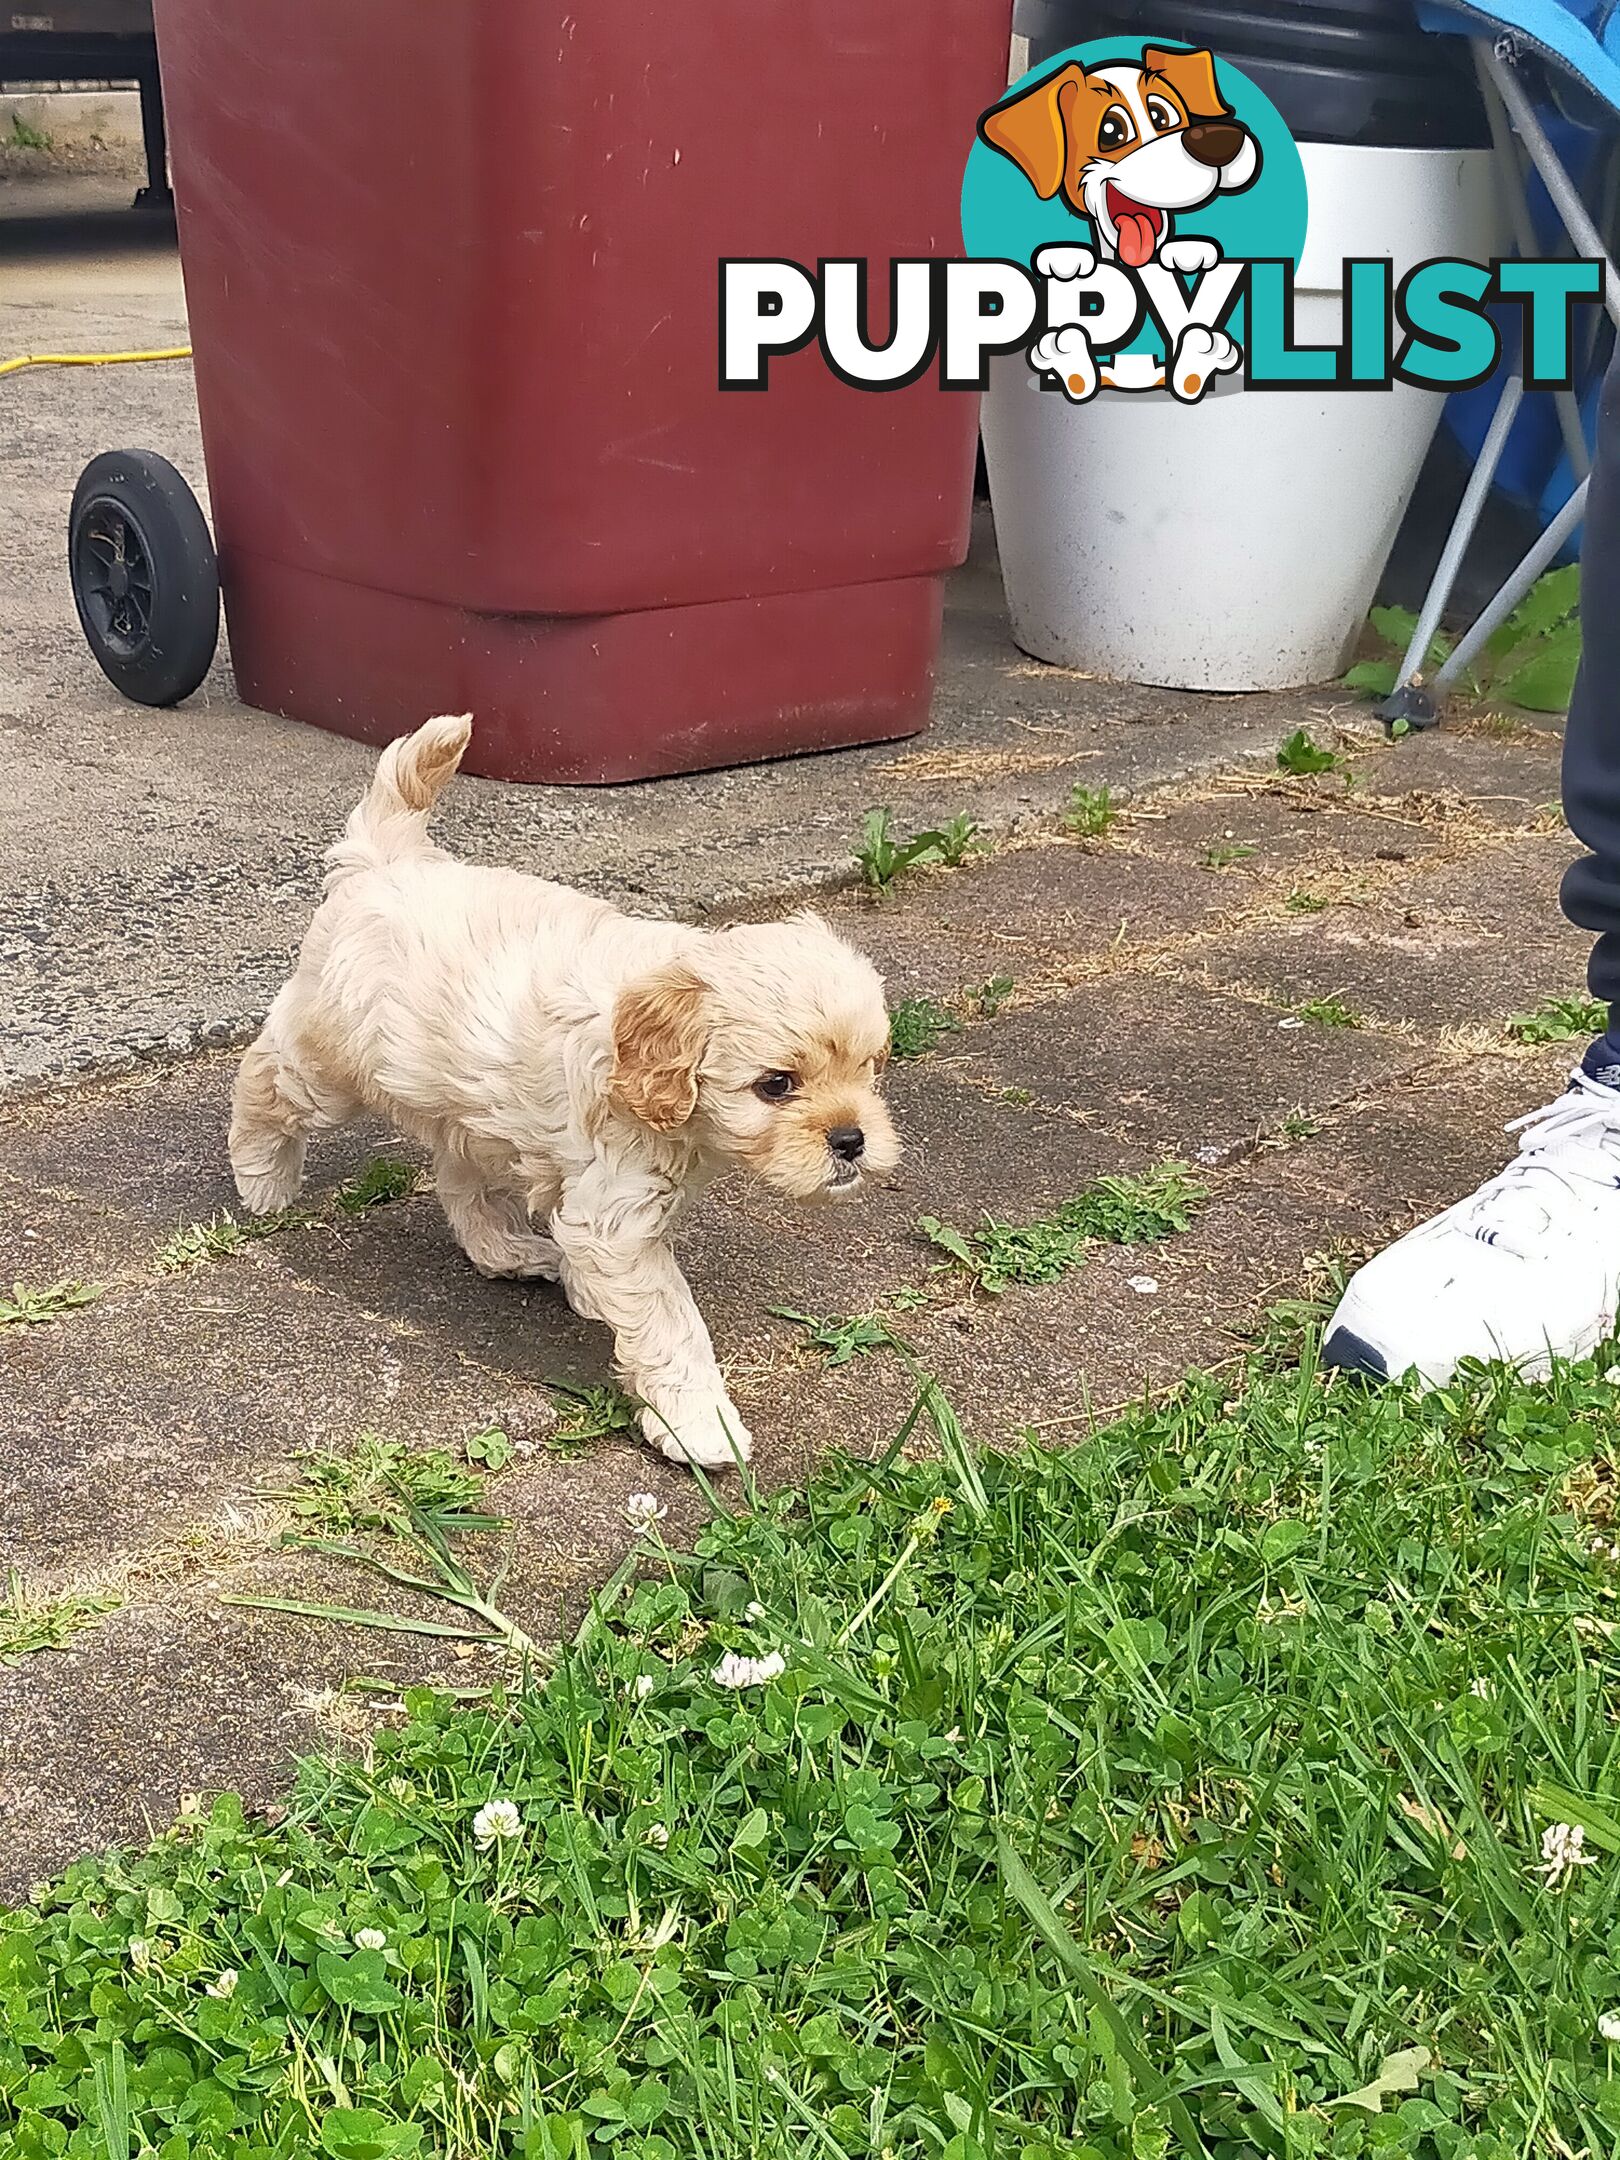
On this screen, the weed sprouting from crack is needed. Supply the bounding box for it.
[545,1379,641,1456]
[852,807,979,894]
[231,1440,531,1657]
[335,1156,421,1214]
[1203,840,1258,871]
[155,1155,422,1272]
[1276,728,1343,777]
[920,1162,1206,1295]
[0,1570,121,1664]
[888,996,960,1060]
[1064,784,1118,839]
[771,1307,907,1367]
[0,1279,102,1328]
[1507,995,1607,1046]
[1294,994,1362,1030]
[270,1434,492,1538]
[153,1210,304,1274]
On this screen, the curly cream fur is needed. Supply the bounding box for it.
[229,716,899,1468]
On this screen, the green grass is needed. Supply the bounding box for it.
[920,1162,1206,1295]
[0,1278,101,1327]
[1295,995,1361,1031]
[0,1570,120,1665]
[7,1348,1620,2156]
[1064,784,1118,839]
[1285,890,1330,916]
[336,1158,422,1215]
[888,996,960,1060]
[1507,995,1607,1047]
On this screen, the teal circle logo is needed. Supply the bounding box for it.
[962,37,1307,275]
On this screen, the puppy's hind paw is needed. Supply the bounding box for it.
[1170,324,1240,403]
[466,1230,563,1282]
[640,1394,754,1471]
[1029,325,1098,403]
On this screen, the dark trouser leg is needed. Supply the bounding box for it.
[1562,348,1620,1031]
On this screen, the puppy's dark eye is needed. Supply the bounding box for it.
[1099,104,1133,150]
[1145,96,1178,132]
[754,1071,798,1102]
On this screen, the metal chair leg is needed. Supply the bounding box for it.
[1431,477,1587,693]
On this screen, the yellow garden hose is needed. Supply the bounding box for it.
[0,346,192,378]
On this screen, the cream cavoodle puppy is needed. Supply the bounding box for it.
[228,714,899,1468]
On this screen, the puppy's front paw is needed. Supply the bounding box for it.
[1033,243,1096,283]
[1158,237,1220,276]
[640,1392,753,1471]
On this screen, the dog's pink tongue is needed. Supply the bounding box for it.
[1116,210,1157,267]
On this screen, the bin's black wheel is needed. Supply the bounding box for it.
[68,449,219,706]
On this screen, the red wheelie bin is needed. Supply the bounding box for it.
[138,0,1011,782]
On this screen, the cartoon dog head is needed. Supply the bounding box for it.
[979,46,1259,268]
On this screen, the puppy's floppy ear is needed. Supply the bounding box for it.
[978,64,1087,201]
[609,965,710,1131]
[1143,44,1230,121]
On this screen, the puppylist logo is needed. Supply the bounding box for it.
[719,36,1602,401]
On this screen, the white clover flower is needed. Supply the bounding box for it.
[1469,1677,1492,1699]
[1600,2010,1620,2043]
[625,1492,668,1532]
[127,1937,153,1974]
[629,1906,683,1952]
[353,1928,388,1952]
[473,1798,524,1849]
[644,1822,670,1849]
[744,1601,765,1622]
[1605,1365,1620,1385]
[204,1969,239,2000]
[632,1674,657,1700]
[1535,1821,1598,1889]
[712,1649,786,1690]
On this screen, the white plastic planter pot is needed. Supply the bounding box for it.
[982,142,1503,691]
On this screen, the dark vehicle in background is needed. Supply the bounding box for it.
[1,0,168,208]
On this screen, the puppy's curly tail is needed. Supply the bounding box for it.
[325,713,473,886]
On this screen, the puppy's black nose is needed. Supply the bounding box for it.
[1184,120,1245,168]
[827,1125,866,1162]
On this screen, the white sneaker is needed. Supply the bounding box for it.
[1322,1067,1620,1386]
